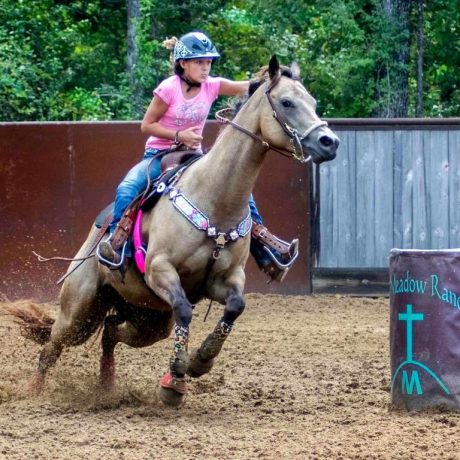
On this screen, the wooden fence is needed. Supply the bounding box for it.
[314,118,460,294]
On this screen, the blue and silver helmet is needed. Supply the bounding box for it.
[174,32,220,62]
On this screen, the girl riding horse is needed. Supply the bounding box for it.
[4,48,339,407]
[98,31,298,282]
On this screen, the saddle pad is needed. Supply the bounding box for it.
[95,202,114,229]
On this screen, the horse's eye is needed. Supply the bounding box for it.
[281,99,294,108]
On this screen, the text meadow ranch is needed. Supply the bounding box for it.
[391,272,460,310]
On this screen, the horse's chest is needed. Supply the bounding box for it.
[178,247,233,276]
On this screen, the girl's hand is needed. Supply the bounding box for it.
[178,126,203,149]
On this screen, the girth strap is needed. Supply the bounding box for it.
[111,200,140,251]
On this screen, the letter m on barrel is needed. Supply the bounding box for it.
[398,304,424,395]
[402,370,423,395]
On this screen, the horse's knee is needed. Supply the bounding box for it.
[172,301,193,327]
[223,293,246,323]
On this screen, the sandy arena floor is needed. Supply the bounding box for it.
[0,294,459,460]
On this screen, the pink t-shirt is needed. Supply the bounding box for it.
[145,75,222,150]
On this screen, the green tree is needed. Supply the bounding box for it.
[371,0,412,117]
[422,0,460,116]
[0,0,127,120]
[0,0,459,120]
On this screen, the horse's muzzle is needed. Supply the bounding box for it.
[305,127,340,164]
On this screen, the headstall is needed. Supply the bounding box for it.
[215,76,328,163]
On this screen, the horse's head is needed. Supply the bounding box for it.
[254,55,339,164]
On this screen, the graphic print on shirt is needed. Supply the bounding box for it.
[175,101,207,126]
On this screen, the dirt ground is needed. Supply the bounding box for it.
[0,293,458,460]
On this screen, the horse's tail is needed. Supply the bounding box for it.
[0,301,55,344]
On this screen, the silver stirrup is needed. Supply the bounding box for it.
[96,235,128,269]
[263,238,299,282]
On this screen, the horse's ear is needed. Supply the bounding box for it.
[268,55,280,79]
[291,61,301,79]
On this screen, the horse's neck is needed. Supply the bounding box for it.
[183,96,266,224]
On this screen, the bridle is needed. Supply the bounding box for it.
[215,76,328,163]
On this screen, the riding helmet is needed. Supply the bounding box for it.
[174,31,220,62]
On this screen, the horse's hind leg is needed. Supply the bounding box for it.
[30,299,107,394]
[30,261,107,394]
[30,340,65,395]
[99,314,125,389]
[99,307,174,390]
[29,311,84,394]
[188,286,246,378]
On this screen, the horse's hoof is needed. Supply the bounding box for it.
[187,349,214,378]
[159,387,185,407]
[27,373,45,396]
[159,372,187,407]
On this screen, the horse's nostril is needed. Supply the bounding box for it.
[319,135,333,147]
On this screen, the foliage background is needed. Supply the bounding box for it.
[1,0,459,121]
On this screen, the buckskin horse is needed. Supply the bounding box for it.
[5,56,339,406]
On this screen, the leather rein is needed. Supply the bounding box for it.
[215,76,328,163]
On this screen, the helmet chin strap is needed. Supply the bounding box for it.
[179,74,201,92]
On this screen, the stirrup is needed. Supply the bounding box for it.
[262,238,299,283]
[96,235,127,269]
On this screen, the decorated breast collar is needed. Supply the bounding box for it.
[168,187,252,258]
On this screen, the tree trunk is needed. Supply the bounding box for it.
[374,0,412,118]
[415,0,425,117]
[127,0,143,118]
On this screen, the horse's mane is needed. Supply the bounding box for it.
[231,63,300,115]
[249,64,299,95]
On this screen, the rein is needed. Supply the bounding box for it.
[215,107,287,155]
[215,77,328,163]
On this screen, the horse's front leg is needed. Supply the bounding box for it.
[188,270,246,378]
[144,260,193,406]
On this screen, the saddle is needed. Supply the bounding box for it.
[95,150,204,252]
[160,149,204,174]
[141,150,204,212]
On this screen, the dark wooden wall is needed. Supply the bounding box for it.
[0,121,312,302]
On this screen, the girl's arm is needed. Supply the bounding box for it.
[219,79,249,97]
[141,96,202,149]
[141,96,171,138]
